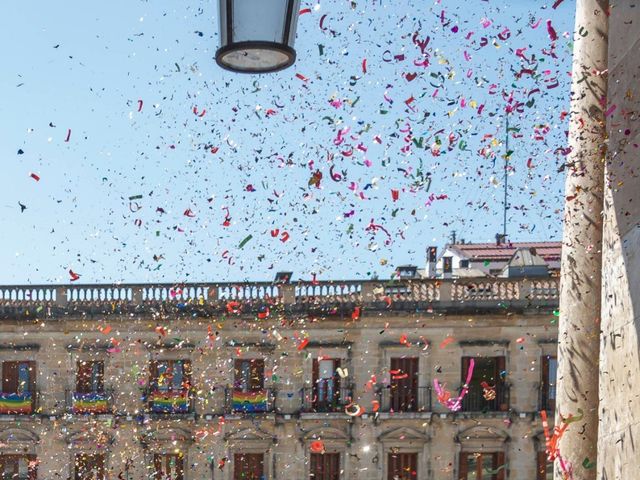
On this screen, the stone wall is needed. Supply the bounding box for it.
[0,304,557,479]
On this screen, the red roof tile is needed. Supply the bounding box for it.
[448,241,561,261]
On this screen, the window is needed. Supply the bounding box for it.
[0,361,36,414]
[232,359,267,413]
[76,361,104,394]
[150,360,191,392]
[154,454,184,480]
[460,259,470,268]
[540,356,557,411]
[461,357,507,412]
[0,455,37,480]
[458,452,505,480]
[387,452,417,480]
[312,358,342,412]
[310,452,340,480]
[148,360,192,413]
[234,359,265,391]
[536,451,553,480]
[389,358,418,412]
[73,360,108,414]
[75,453,105,480]
[234,453,264,480]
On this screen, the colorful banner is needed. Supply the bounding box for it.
[232,390,267,413]
[0,392,33,414]
[73,392,109,414]
[149,390,190,413]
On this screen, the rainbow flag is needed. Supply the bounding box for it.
[0,392,33,414]
[73,392,109,414]
[149,390,190,413]
[232,390,267,413]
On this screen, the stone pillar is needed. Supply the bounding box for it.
[598,1,640,478]
[555,1,608,478]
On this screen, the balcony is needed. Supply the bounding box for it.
[66,389,113,415]
[460,384,510,413]
[225,388,276,415]
[144,389,195,415]
[0,277,559,320]
[299,385,353,414]
[0,391,38,415]
[377,386,432,414]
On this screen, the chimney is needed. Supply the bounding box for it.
[426,246,437,278]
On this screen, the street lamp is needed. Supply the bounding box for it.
[216,0,301,74]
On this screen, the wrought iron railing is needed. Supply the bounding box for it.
[299,385,353,413]
[377,386,432,413]
[460,384,510,412]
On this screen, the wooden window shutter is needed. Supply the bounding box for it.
[458,453,468,480]
[153,454,163,480]
[312,358,319,385]
[182,360,192,389]
[250,359,265,390]
[76,361,92,393]
[495,356,507,411]
[495,452,506,480]
[149,361,159,390]
[234,359,244,388]
[95,361,105,392]
[536,451,547,480]
[2,361,19,393]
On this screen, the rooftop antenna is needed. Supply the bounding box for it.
[450,230,457,245]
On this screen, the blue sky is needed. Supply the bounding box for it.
[0,0,575,284]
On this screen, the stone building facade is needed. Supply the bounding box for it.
[0,273,559,480]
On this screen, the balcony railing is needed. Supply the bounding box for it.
[0,278,559,318]
[299,385,353,413]
[0,390,38,415]
[144,389,195,415]
[225,388,276,414]
[377,386,432,413]
[460,384,510,412]
[66,389,114,415]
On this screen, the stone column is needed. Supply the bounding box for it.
[555,1,608,478]
[598,1,640,478]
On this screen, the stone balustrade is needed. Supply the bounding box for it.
[0,277,559,318]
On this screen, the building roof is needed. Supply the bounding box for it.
[505,248,549,267]
[447,241,561,262]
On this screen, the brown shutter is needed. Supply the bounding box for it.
[3,362,19,393]
[28,454,37,480]
[149,361,159,390]
[250,359,265,390]
[182,360,192,389]
[536,451,547,480]
[94,361,104,393]
[495,452,506,480]
[458,453,468,480]
[312,358,319,385]
[153,454,163,480]
[496,357,507,411]
[234,359,243,388]
[76,361,92,393]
